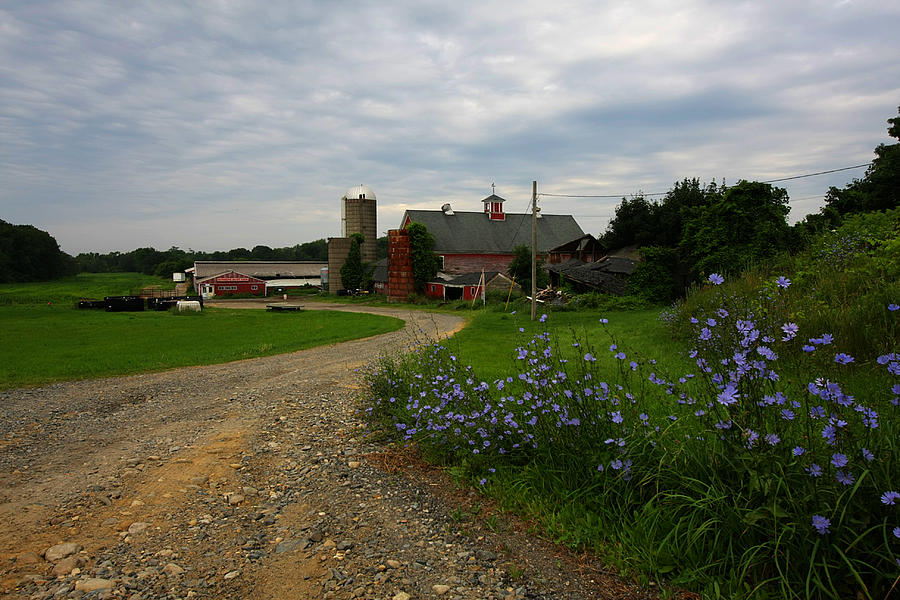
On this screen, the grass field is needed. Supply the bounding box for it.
[0,303,404,389]
[0,272,177,305]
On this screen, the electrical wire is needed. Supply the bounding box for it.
[537,162,871,199]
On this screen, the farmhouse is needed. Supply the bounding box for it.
[192,261,326,297]
[400,193,585,276]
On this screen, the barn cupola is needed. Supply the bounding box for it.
[482,186,506,221]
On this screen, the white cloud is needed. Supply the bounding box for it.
[0,1,898,253]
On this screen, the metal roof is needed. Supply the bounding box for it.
[193,261,327,280]
[401,210,584,254]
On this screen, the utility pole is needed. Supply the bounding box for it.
[531,180,537,321]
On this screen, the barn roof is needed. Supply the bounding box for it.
[193,261,326,280]
[401,210,584,254]
[547,255,639,295]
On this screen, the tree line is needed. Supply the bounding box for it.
[601,106,899,302]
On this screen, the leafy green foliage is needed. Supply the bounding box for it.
[668,207,900,361]
[626,246,679,302]
[825,106,900,216]
[0,220,77,283]
[340,233,367,291]
[406,221,439,294]
[506,244,548,291]
[679,180,795,279]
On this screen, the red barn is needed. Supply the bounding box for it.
[400,193,584,277]
[196,270,266,297]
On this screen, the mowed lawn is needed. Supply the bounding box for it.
[0,304,404,389]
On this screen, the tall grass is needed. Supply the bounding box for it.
[362,210,900,598]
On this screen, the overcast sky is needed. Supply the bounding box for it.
[1,1,898,255]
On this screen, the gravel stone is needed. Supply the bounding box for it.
[0,302,653,600]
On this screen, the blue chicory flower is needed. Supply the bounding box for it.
[708,273,724,285]
[812,515,831,535]
[882,491,900,505]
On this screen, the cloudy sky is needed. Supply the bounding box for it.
[1,1,898,255]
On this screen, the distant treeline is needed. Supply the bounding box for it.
[74,236,389,277]
[0,219,78,283]
[74,240,330,277]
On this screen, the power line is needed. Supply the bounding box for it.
[538,162,872,199]
[761,163,870,183]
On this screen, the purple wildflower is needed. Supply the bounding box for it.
[835,353,855,365]
[708,273,724,285]
[831,453,848,468]
[717,383,739,406]
[882,491,900,505]
[836,470,855,485]
[792,446,805,456]
[889,304,899,311]
[781,322,798,341]
[812,515,831,535]
[776,276,791,289]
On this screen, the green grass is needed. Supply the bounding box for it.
[0,304,404,389]
[0,272,177,305]
[448,307,691,383]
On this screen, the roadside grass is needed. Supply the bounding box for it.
[0,272,176,305]
[364,255,899,597]
[448,307,690,383]
[0,304,403,389]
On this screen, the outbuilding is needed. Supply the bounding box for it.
[196,270,266,297]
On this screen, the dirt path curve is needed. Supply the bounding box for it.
[0,301,652,600]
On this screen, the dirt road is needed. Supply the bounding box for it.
[0,302,651,600]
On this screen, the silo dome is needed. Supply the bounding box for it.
[345,184,376,201]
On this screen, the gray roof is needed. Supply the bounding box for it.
[547,256,639,295]
[402,210,584,254]
[444,271,502,286]
[372,258,388,283]
[193,261,326,280]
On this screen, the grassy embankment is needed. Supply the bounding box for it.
[364,209,900,599]
[0,273,404,389]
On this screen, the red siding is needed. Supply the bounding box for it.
[425,283,444,299]
[463,285,484,301]
[205,271,266,296]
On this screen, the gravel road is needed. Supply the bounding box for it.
[0,301,654,600]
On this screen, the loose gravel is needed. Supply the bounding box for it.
[0,302,655,600]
